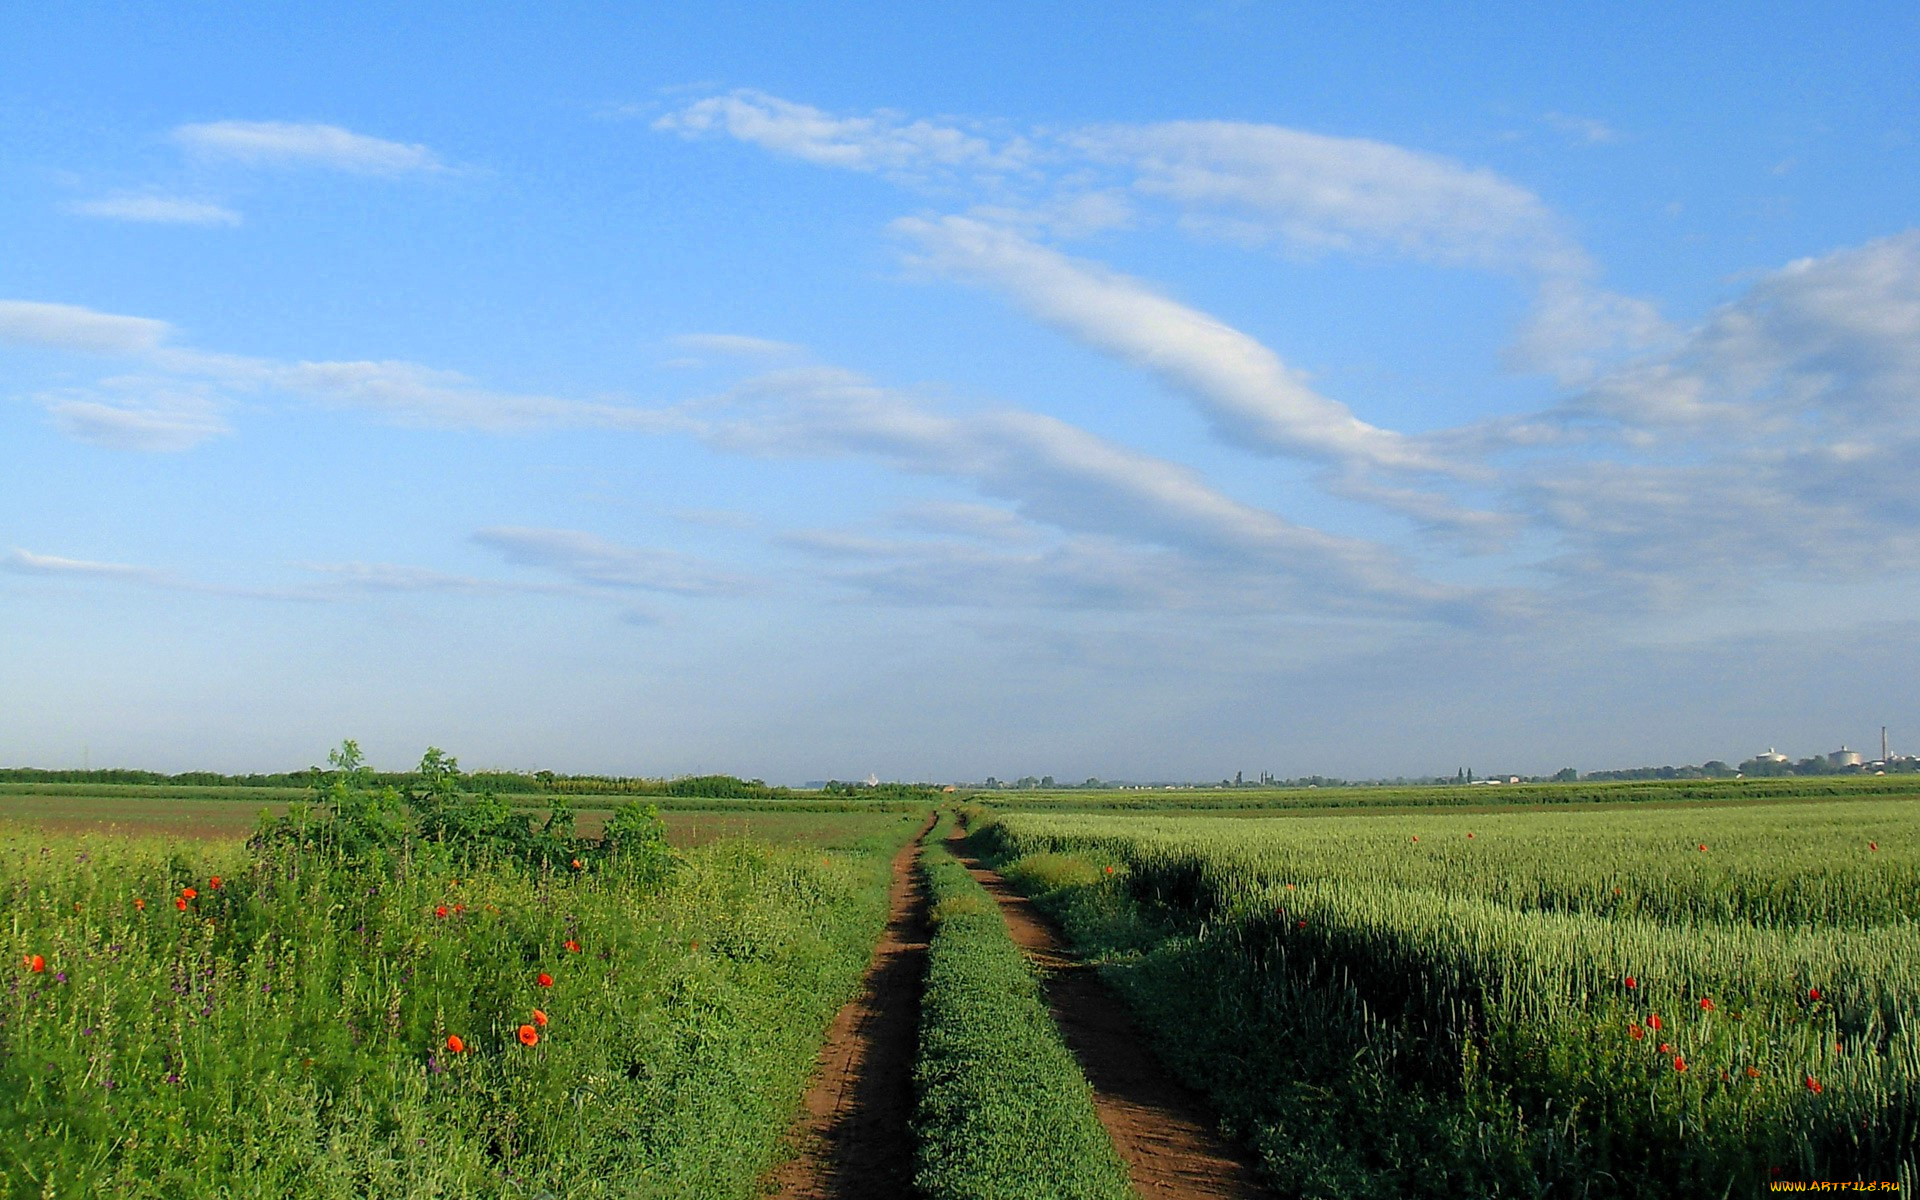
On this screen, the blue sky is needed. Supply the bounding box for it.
[3,3,1917,780]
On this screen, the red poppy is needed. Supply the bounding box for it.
[1466,832,1475,839]
[1612,887,1622,896]
[1697,844,1708,852]
[691,940,700,952]
[531,1008,548,1027]
[1104,865,1114,874]
[570,858,582,871]
[1699,997,1715,1012]
[1870,841,1879,851]
[1673,1057,1686,1072]
[1808,987,1822,1001]
[1746,1066,1761,1078]
[1629,1023,1645,1041]
[24,954,45,973]
[453,903,466,914]
[1647,1014,1662,1031]
[209,876,222,890]
[518,1024,539,1046]
[1296,919,1307,929]
[134,898,146,911]
[1806,1076,1823,1094]
[1659,1042,1671,1054]
[175,897,188,911]
[564,939,581,953]
[435,906,449,919]
[1410,836,1419,843]
[181,887,198,900]
[1624,975,1637,989]
[537,972,553,988]
[445,1035,465,1053]
[1285,883,1295,890]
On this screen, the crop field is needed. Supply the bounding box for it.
[978,798,1920,1195]
[0,772,918,1196]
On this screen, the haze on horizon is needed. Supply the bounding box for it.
[3,4,1917,785]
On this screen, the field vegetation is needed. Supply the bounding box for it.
[913,820,1129,1200]
[976,799,1920,1196]
[0,745,916,1196]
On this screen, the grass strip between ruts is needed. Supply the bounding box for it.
[912,817,1131,1200]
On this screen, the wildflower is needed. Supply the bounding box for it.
[1659,1042,1671,1054]
[24,955,45,973]
[134,898,146,911]
[518,1024,539,1046]
[1673,1057,1686,1072]
[1806,1076,1823,1094]
[445,1035,465,1053]
[175,897,188,911]
[1410,836,1419,843]
[1870,841,1879,851]
[209,876,221,890]
[537,972,553,988]
[1699,997,1715,1012]
[1104,865,1114,875]
[1624,975,1637,989]
[1296,919,1306,929]
[435,906,449,919]
[1285,883,1295,890]
[531,1008,548,1027]
[1629,1023,1645,1040]
[564,940,581,953]
[453,903,466,914]
[691,941,699,952]
[1647,1014,1662,1031]
[1808,987,1822,1001]
[181,887,197,900]
[1466,832,1475,839]
[570,858,583,871]
[1697,844,1708,852]
[1746,1066,1761,1078]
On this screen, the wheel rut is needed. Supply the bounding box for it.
[949,827,1273,1200]
[768,814,934,1199]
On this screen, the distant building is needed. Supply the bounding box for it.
[1754,748,1789,764]
[1829,747,1863,768]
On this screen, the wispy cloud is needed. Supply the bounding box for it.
[670,332,807,359]
[1542,112,1622,144]
[474,527,755,596]
[3,549,172,586]
[653,89,1028,182]
[0,300,170,355]
[70,194,242,226]
[41,384,231,452]
[171,120,442,174]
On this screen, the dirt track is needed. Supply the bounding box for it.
[950,829,1273,1200]
[769,816,933,1199]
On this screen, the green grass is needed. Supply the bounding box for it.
[0,820,915,1197]
[980,800,1920,1197]
[912,818,1130,1200]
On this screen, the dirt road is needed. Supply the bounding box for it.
[951,829,1273,1200]
[769,816,933,1199]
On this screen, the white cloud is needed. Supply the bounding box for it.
[70,195,242,226]
[172,121,442,174]
[671,332,806,358]
[1542,113,1622,144]
[42,385,231,452]
[896,215,1440,474]
[0,300,170,354]
[2,548,170,586]
[699,367,1475,620]
[474,527,753,596]
[654,90,1028,180]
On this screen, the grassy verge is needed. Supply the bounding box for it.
[0,821,912,1197]
[911,816,1130,1200]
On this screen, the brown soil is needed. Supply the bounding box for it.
[768,814,934,1199]
[949,829,1273,1200]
